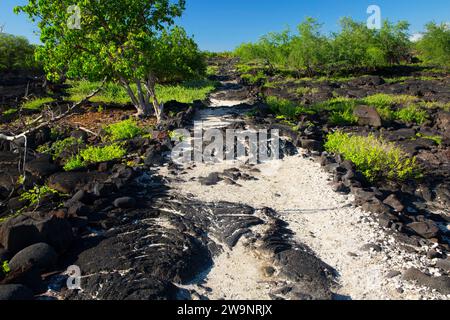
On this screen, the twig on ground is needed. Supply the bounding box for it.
[0,77,107,179]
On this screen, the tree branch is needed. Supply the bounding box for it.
[0,77,106,142]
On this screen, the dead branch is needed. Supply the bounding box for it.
[0,77,106,142]
[0,78,106,179]
[78,126,98,137]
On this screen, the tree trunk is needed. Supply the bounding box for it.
[119,75,163,122]
[119,78,153,118]
[144,75,164,123]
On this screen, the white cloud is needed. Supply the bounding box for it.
[409,33,423,42]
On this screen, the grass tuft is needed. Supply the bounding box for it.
[37,137,83,160]
[325,131,422,182]
[68,79,216,105]
[64,144,127,171]
[104,119,143,142]
[23,97,55,111]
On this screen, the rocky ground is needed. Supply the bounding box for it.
[0,58,449,300]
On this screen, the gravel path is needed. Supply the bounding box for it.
[160,77,448,301]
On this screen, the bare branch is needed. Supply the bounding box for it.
[0,77,106,142]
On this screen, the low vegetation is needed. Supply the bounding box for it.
[234,17,449,76]
[22,97,55,111]
[68,79,216,105]
[2,108,17,116]
[265,93,430,126]
[0,260,10,277]
[325,131,422,182]
[313,97,358,125]
[37,137,83,160]
[416,133,443,145]
[64,144,127,171]
[266,96,313,121]
[104,119,143,142]
[19,185,60,207]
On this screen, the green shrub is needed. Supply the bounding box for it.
[1,260,10,276]
[416,133,442,145]
[37,137,83,160]
[295,87,319,97]
[416,22,450,68]
[395,105,428,124]
[313,97,358,125]
[266,96,301,120]
[19,185,60,206]
[81,144,127,163]
[23,97,55,111]
[288,18,331,75]
[104,119,143,141]
[64,144,127,171]
[63,155,84,171]
[2,108,17,116]
[241,71,267,85]
[234,17,416,75]
[206,65,219,76]
[0,33,41,72]
[325,131,421,182]
[361,94,422,122]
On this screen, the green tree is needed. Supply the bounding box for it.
[16,0,203,121]
[0,33,39,72]
[416,22,450,68]
[332,18,378,70]
[332,18,411,71]
[234,29,292,69]
[288,18,330,76]
[377,20,411,65]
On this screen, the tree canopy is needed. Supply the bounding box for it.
[416,22,450,68]
[234,17,414,75]
[0,33,40,73]
[15,0,205,120]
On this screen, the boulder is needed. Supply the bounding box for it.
[113,197,137,209]
[144,144,166,167]
[300,139,323,152]
[67,201,91,217]
[0,215,74,254]
[0,284,34,300]
[390,128,417,140]
[435,111,450,138]
[69,190,88,203]
[35,216,74,253]
[383,194,405,212]
[91,182,116,198]
[48,171,107,194]
[24,156,58,178]
[407,221,440,239]
[331,182,350,194]
[0,216,43,254]
[436,259,450,273]
[403,268,450,295]
[9,243,57,272]
[353,105,382,127]
[349,76,385,87]
[199,172,222,186]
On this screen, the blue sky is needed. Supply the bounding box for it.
[1,0,449,51]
